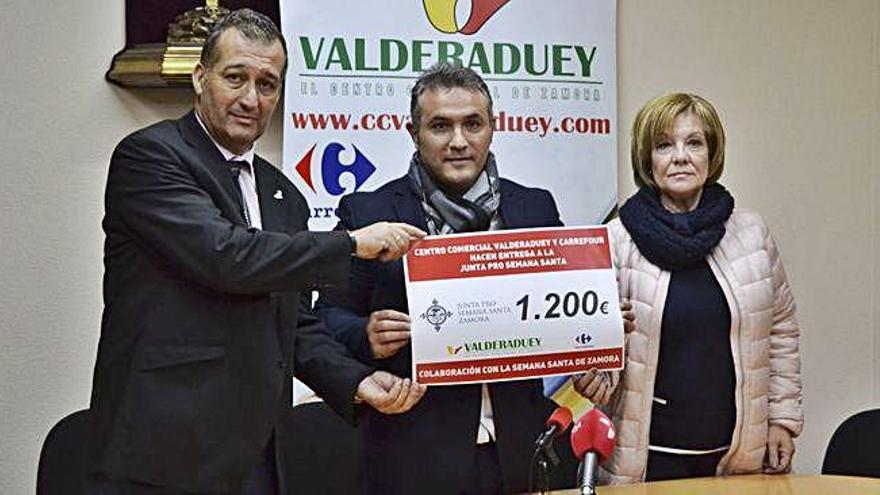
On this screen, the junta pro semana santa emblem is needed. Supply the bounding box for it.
[420,299,453,332]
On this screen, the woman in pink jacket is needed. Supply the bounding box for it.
[576,93,803,483]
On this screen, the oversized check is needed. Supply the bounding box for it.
[404,226,624,385]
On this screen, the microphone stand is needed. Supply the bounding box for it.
[578,451,599,495]
[530,437,561,493]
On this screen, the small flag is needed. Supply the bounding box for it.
[543,375,593,420]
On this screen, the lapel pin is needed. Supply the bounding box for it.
[274,190,284,200]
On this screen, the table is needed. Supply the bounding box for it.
[549,474,880,494]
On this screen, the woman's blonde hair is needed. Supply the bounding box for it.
[631,93,726,188]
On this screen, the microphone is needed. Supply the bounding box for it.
[535,406,573,449]
[570,408,616,495]
[530,407,573,493]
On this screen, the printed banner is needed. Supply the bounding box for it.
[280,0,618,230]
[405,227,624,385]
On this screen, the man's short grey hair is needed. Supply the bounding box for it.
[410,63,493,132]
[200,8,287,71]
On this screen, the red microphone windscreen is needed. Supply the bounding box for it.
[546,406,573,432]
[570,408,616,463]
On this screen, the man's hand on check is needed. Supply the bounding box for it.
[367,309,411,359]
[351,222,426,261]
[356,370,426,414]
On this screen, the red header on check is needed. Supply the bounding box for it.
[406,227,612,282]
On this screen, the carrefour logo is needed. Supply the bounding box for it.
[294,143,376,196]
[574,332,595,348]
[423,0,510,35]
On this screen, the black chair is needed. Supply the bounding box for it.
[37,409,91,495]
[278,401,362,494]
[38,405,361,494]
[822,408,880,478]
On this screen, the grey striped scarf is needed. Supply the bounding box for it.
[407,152,502,234]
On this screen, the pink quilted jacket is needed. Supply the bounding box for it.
[598,209,804,484]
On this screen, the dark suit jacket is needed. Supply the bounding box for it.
[89,111,372,493]
[317,175,578,495]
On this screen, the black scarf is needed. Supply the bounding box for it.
[407,152,501,234]
[618,184,734,271]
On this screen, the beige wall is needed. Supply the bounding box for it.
[0,0,877,492]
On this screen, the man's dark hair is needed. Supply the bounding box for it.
[410,63,493,132]
[200,8,287,71]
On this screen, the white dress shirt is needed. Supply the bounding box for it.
[195,113,263,230]
[477,384,496,444]
[463,174,497,445]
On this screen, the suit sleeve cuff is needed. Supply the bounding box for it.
[309,231,352,290]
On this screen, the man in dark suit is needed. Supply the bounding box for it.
[88,9,425,495]
[317,63,577,495]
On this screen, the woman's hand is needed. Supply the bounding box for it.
[573,368,613,405]
[573,300,630,405]
[621,300,635,333]
[764,424,795,474]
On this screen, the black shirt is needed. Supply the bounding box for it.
[649,260,736,450]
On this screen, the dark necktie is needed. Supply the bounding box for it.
[228,161,251,227]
